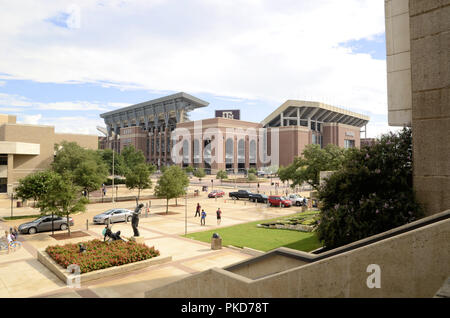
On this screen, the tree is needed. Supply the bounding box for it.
[317,128,424,249]
[121,145,146,173]
[154,166,189,214]
[193,168,206,182]
[15,170,55,204]
[278,144,350,191]
[247,173,257,181]
[37,172,88,236]
[98,148,127,176]
[216,170,228,183]
[248,167,257,175]
[52,141,109,197]
[125,163,152,201]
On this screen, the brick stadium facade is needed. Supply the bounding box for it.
[99,93,369,173]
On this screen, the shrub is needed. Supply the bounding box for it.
[317,128,424,249]
[46,239,160,273]
[247,173,257,181]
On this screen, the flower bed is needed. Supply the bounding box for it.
[45,239,160,274]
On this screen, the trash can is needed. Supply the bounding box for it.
[211,233,222,250]
[16,201,22,208]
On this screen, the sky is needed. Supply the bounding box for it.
[0,0,399,138]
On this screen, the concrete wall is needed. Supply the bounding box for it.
[145,211,450,298]
[409,0,450,215]
[54,133,99,150]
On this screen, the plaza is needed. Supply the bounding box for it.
[0,180,307,298]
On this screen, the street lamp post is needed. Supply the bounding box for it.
[184,187,188,236]
[112,141,115,204]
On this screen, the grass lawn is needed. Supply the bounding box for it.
[184,211,322,252]
[3,214,41,221]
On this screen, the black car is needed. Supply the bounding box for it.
[229,190,253,200]
[248,193,268,203]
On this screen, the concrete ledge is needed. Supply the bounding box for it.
[37,249,172,284]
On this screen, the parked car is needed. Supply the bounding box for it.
[18,215,74,234]
[249,193,268,203]
[208,190,225,198]
[256,170,266,177]
[288,194,306,206]
[229,189,253,200]
[93,209,133,225]
[268,195,292,207]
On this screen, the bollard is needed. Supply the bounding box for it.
[86,219,89,231]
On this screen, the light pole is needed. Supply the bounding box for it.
[112,141,115,204]
[184,186,188,236]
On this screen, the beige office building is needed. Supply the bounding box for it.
[0,114,98,194]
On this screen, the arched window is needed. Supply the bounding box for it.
[193,139,200,163]
[182,140,190,165]
[238,139,245,163]
[226,138,234,169]
[249,139,256,164]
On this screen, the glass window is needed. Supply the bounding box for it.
[0,155,7,165]
[344,139,355,149]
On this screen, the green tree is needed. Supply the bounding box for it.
[52,141,109,197]
[247,173,257,181]
[248,167,257,175]
[278,144,350,191]
[154,166,189,214]
[193,168,206,182]
[15,170,55,204]
[125,163,152,201]
[216,170,228,183]
[98,148,127,176]
[317,128,423,249]
[37,172,88,236]
[121,145,146,173]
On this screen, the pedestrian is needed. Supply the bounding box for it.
[216,208,222,225]
[195,203,201,217]
[201,209,206,226]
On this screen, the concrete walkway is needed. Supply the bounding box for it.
[0,184,305,298]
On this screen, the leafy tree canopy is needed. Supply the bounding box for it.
[125,163,152,201]
[121,145,146,172]
[98,148,127,176]
[15,170,55,202]
[37,172,88,236]
[317,128,423,249]
[278,144,351,191]
[52,141,109,194]
[154,166,189,213]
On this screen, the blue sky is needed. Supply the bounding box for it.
[0,0,393,137]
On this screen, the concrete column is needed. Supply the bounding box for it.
[409,0,450,215]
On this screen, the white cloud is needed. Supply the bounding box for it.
[0,93,123,111]
[20,114,42,125]
[0,0,389,136]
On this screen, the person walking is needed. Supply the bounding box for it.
[200,209,206,226]
[195,203,201,217]
[216,208,222,225]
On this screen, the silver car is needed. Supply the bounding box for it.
[93,209,133,225]
[18,215,74,234]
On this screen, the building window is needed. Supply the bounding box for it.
[0,155,7,165]
[344,139,355,149]
[0,178,6,193]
